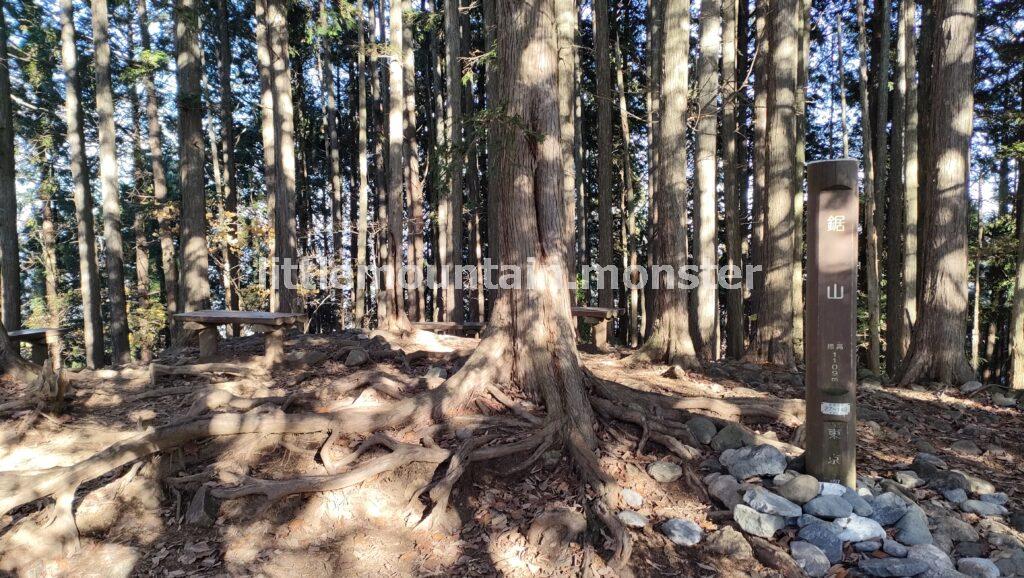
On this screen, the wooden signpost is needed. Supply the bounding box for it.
[805,159,859,488]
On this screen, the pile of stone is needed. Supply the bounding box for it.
[702,444,1023,577]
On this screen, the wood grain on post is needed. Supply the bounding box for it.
[805,159,859,488]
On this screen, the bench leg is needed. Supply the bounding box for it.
[593,320,608,351]
[264,328,285,368]
[30,342,47,365]
[198,326,220,360]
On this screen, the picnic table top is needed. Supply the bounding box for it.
[414,321,487,330]
[571,306,622,319]
[173,310,307,327]
[9,327,68,340]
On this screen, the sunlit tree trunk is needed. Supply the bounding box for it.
[872,0,892,246]
[403,0,426,322]
[792,0,809,361]
[594,0,614,338]
[1012,162,1024,389]
[636,0,699,367]
[126,24,152,362]
[748,0,797,367]
[443,0,465,324]
[355,3,371,327]
[897,0,976,386]
[0,6,18,330]
[321,0,345,321]
[218,0,240,328]
[857,0,882,375]
[59,0,104,368]
[555,0,578,288]
[91,0,131,363]
[694,0,722,360]
[614,34,639,348]
[749,0,768,337]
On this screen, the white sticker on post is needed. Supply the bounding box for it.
[821,402,851,416]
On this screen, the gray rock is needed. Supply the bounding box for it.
[871,492,911,525]
[425,366,448,379]
[957,558,1000,578]
[798,514,826,528]
[1008,513,1024,533]
[945,489,970,504]
[994,548,1024,577]
[834,515,886,542]
[961,381,985,394]
[992,392,1018,407]
[743,486,802,518]
[933,470,974,493]
[733,504,786,539]
[854,540,882,552]
[798,522,843,564]
[790,541,831,577]
[980,519,1024,550]
[884,538,909,557]
[777,474,820,505]
[617,510,649,528]
[843,487,875,516]
[820,482,848,496]
[708,474,744,510]
[711,423,755,451]
[963,500,1010,517]
[952,440,984,456]
[803,495,854,520]
[858,557,931,577]
[720,444,788,480]
[897,470,926,489]
[896,505,934,546]
[934,515,981,543]
[955,542,989,559]
[705,526,752,559]
[660,518,703,547]
[620,488,644,509]
[981,493,1010,506]
[686,416,717,445]
[344,348,370,366]
[648,461,683,483]
[912,452,950,476]
[908,543,958,576]
[959,471,997,495]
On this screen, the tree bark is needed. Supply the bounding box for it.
[218,0,240,328]
[897,0,976,386]
[722,0,743,358]
[403,0,426,322]
[91,0,132,364]
[614,33,639,348]
[792,0,809,361]
[872,0,892,247]
[555,0,577,286]
[636,0,699,368]
[355,3,371,327]
[443,0,466,324]
[694,0,722,360]
[383,0,413,332]
[594,0,614,340]
[0,5,19,330]
[749,0,768,337]
[857,0,882,375]
[748,0,797,367]
[59,0,104,369]
[320,0,345,321]
[1013,162,1024,389]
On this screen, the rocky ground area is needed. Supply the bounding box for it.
[0,332,1021,577]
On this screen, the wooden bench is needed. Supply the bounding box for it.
[413,321,486,336]
[173,311,307,367]
[9,328,68,365]
[571,306,622,350]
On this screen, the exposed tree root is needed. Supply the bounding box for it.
[528,508,588,563]
[150,362,264,386]
[748,536,806,575]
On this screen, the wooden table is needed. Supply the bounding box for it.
[413,321,486,336]
[571,306,621,350]
[173,311,307,366]
[9,328,68,364]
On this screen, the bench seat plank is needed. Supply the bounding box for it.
[174,310,306,327]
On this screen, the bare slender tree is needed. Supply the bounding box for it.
[0,4,18,330]
[857,0,881,374]
[722,0,743,358]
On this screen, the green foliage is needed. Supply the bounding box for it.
[124,49,171,84]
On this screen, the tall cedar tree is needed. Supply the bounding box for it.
[0,3,18,330]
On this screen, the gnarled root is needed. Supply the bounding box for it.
[527,508,587,564]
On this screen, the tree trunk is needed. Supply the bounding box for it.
[59,0,104,369]
[594,0,614,340]
[972,187,982,370]
[0,319,38,383]
[636,0,699,368]
[722,0,743,358]
[792,0,809,361]
[218,0,240,328]
[138,0,179,340]
[897,0,976,386]
[403,0,426,322]
[443,0,465,324]
[370,0,388,324]
[1012,162,1024,389]
[748,0,797,367]
[355,3,371,327]
[383,0,412,332]
[0,5,19,330]
[175,0,211,316]
[872,0,892,248]
[91,0,132,364]
[837,14,850,155]
[749,0,767,337]
[857,0,881,375]
[126,26,152,363]
[614,33,639,348]
[693,0,722,361]
[555,0,577,287]
[320,0,345,320]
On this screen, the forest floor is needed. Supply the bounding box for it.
[0,330,1021,577]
